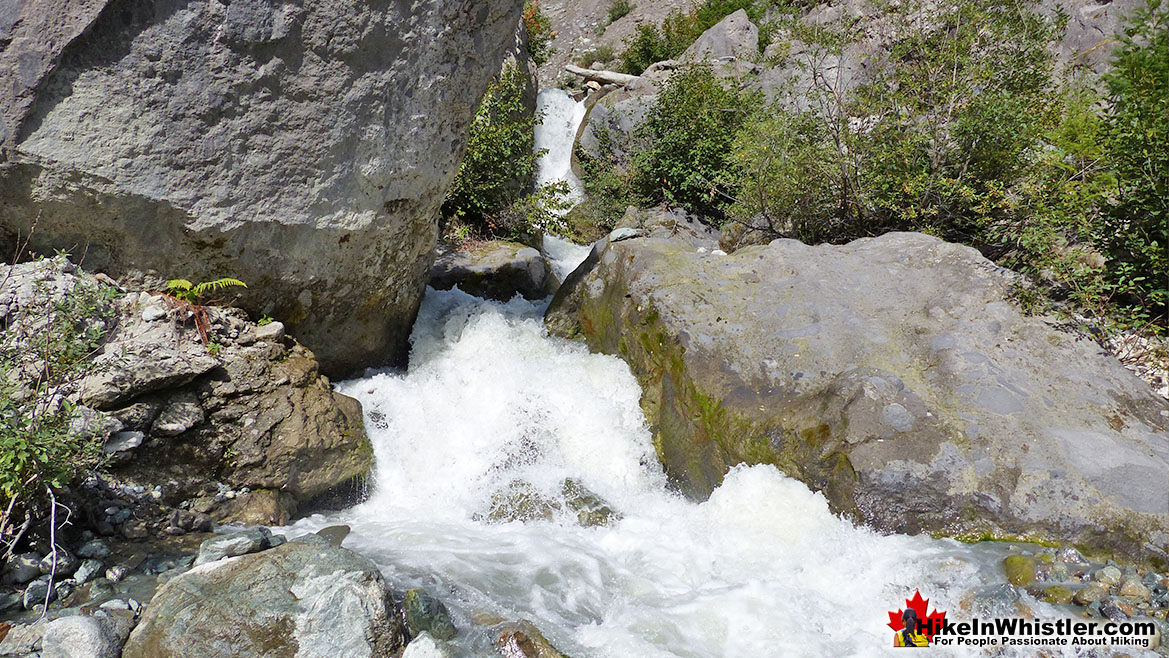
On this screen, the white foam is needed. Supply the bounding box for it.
[290,288,1131,658]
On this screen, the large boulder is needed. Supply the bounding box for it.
[430,241,552,301]
[546,230,1169,564]
[121,540,405,658]
[0,0,525,375]
[0,257,371,528]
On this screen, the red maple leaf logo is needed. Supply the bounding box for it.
[887,590,947,641]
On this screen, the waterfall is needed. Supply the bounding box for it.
[534,89,587,210]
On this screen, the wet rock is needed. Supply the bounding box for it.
[402,632,451,658]
[193,528,272,566]
[1075,584,1110,605]
[23,575,57,608]
[39,550,79,577]
[105,566,128,583]
[41,615,124,658]
[487,481,561,523]
[315,525,351,548]
[1039,585,1075,604]
[430,241,553,302]
[546,230,1169,563]
[1119,576,1152,601]
[122,541,405,658]
[562,479,620,527]
[0,591,21,612]
[404,588,458,641]
[72,560,103,585]
[1003,556,1038,587]
[493,620,571,658]
[76,540,112,560]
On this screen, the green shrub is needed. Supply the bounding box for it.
[608,0,635,23]
[0,267,117,539]
[1097,0,1168,324]
[524,0,556,66]
[576,45,616,68]
[618,0,770,74]
[631,64,759,219]
[444,64,542,227]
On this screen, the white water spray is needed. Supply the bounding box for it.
[288,265,1120,656]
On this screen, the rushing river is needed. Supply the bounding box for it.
[286,85,1149,658]
[289,277,1129,657]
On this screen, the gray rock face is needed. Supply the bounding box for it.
[430,241,553,302]
[122,541,405,658]
[679,9,759,78]
[547,229,1169,563]
[193,528,273,566]
[0,0,526,375]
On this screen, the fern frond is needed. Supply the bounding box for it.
[166,279,194,291]
[191,278,247,296]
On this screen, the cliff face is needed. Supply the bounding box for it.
[0,0,524,375]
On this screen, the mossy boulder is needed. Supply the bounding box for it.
[546,228,1169,565]
[1004,556,1039,587]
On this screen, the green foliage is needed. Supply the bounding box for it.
[0,270,117,505]
[1098,0,1168,322]
[165,277,247,303]
[445,65,547,233]
[524,0,556,66]
[608,0,635,23]
[632,64,759,218]
[572,132,646,239]
[257,315,274,326]
[488,181,573,241]
[576,45,616,68]
[618,0,771,74]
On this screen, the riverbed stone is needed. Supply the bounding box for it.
[193,528,271,566]
[40,615,123,658]
[546,229,1169,564]
[122,541,405,658]
[401,633,451,658]
[5,552,43,584]
[1004,556,1039,587]
[404,588,458,641]
[493,620,571,658]
[1075,584,1110,605]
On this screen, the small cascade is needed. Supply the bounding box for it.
[533,89,588,210]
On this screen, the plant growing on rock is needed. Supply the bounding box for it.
[163,277,247,346]
[0,260,117,569]
[444,64,572,239]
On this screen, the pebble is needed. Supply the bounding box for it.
[1074,584,1109,605]
[1095,566,1122,587]
[23,576,57,609]
[1119,576,1152,601]
[72,560,103,584]
[105,566,128,583]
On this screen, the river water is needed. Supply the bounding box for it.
[289,280,1104,657]
[285,87,1141,657]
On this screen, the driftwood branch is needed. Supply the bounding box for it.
[564,64,643,87]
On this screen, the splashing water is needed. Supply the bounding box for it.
[284,271,1135,657]
[534,89,587,209]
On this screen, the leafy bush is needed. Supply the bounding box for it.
[618,0,770,74]
[608,0,635,23]
[631,64,759,218]
[524,0,556,66]
[576,45,616,68]
[444,64,542,227]
[1097,0,1168,323]
[444,64,572,240]
[1,265,117,554]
